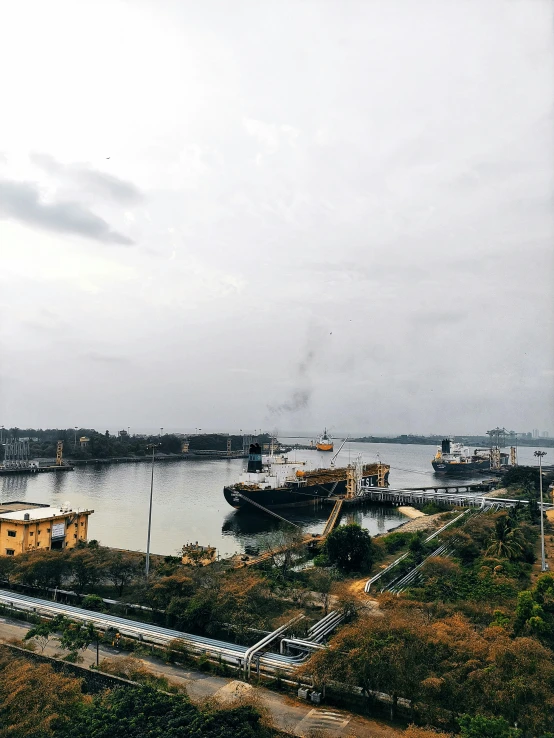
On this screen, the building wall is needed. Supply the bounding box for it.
[0,512,91,556]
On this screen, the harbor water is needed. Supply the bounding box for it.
[0,442,549,558]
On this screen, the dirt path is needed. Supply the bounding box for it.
[0,615,403,737]
[391,511,446,534]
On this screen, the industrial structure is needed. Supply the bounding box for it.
[1,439,30,469]
[0,501,94,556]
[486,427,518,469]
[0,438,73,476]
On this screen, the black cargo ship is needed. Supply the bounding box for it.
[432,438,493,474]
[223,443,390,510]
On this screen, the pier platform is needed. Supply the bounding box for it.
[0,465,74,476]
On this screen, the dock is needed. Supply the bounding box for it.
[341,485,554,511]
[0,465,74,476]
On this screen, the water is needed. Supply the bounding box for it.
[1,442,548,558]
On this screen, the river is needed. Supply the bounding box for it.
[0,442,549,558]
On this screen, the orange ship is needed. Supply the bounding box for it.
[316,429,333,452]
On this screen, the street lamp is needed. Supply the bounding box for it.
[0,426,3,444]
[74,426,78,449]
[160,427,163,437]
[145,443,161,579]
[535,450,548,572]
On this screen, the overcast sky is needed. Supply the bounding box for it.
[0,0,552,436]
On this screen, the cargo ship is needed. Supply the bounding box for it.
[223,442,390,510]
[432,438,493,474]
[316,429,333,452]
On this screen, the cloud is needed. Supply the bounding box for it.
[0,178,134,245]
[31,153,143,203]
[84,352,129,364]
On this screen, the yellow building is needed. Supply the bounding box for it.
[0,502,94,556]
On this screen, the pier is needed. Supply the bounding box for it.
[337,485,554,511]
[0,465,74,476]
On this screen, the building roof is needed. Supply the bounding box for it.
[0,506,94,522]
[0,501,49,514]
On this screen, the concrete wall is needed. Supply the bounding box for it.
[0,643,137,694]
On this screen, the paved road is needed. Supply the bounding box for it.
[0,616,402,737]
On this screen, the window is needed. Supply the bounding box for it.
[81,522,85,526]
[5,549,14,556]
[37,542,40,547]
[7,531,16,538]
[29,532,34,536]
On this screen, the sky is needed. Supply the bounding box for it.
[0,0,552,437]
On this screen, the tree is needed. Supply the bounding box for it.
[325,523,373,572]
[459,714,522,737]
[24,615,68,652]
[106,551,140,596]
[486,515,525,561]
[81,594,106,612]
[59,621,98,659]
[15,550,71,589]
[69,547,103,592]
[301,608,429,719]
[0,555,16,584]
[58,684,272,738]
[310,569,336,615]
[502,466,540,492]
[471,634,554,735]
[0,652,83,737]
[259,526,304,579]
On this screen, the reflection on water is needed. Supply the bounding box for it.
[1,443,546,558]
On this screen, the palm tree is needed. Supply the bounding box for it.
[486,515,525,561]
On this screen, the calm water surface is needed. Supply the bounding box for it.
[0,442,548,558]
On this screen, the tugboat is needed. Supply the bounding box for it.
[432,439,491,474]
[316,429,333,452]
[224,442,389,510]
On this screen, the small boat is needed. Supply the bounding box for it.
[316,429,333,452]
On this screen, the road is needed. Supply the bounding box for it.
[0,616,402,738]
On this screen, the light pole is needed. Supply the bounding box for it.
[145,443,160,579]
[160,427,163,437]
[535,450,548,572]
[74,426,78,449]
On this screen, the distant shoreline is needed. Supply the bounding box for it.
[350,436,554,448]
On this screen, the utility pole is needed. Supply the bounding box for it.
[145,443,160,579]
[535,450,548,572]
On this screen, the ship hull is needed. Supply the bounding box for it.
[224,472,389,510]
[316,444,333,452]
[432,459,490,474]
